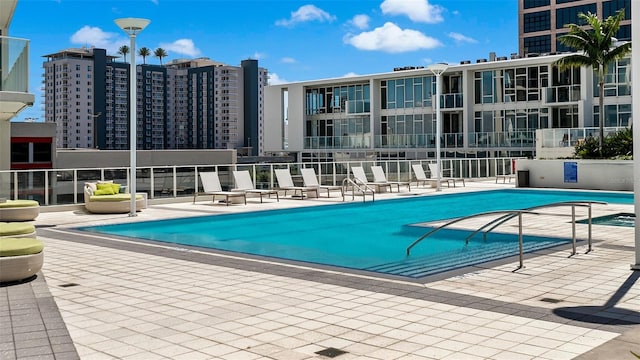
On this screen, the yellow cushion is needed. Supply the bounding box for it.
[89,194,143,202]
[0,222,36,236]
[96,183,116,195]
[0,238,44,257]
[0,200,39,208]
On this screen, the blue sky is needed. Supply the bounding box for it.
[9,0,518,121]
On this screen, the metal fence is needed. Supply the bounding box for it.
[0,158,521,206]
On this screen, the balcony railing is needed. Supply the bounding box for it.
[544,85,580,103]
[1,36,30,93]
[468,131,535,148]
[0,158,522,206]
[305,131,536,150]
[539,126,626,148]
[435,93,463,109]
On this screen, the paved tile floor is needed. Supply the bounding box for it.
[2,180,639,359]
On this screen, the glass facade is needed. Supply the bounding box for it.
[593,104,631,127]
[523,35,551,54]
[474,65,548,104]
[305,83,370,115]
[381,76,435,109]
[603,0,631,19]
[523,11,551,33]
[593,58,631,97]
[556,4,597,29]
[523,0,550,9]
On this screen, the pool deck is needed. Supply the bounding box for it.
[2,180,639,360]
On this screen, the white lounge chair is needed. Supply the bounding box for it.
[193,172,246,206]
[371,166,411,192]
[428,163,465,187]
[301,168,343,198]
[411,164,433,188]
[232,170,279,203]
[275,169,318,199]
[351,166,392,193]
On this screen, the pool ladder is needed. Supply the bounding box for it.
[405,201,607,269]
[342,178,375,202]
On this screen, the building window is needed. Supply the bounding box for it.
[523,0,549,8]
[523,35,551,54]
[523,11,550,33]
[603,0,631,19]
[556,4,597,29]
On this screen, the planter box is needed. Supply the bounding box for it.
[516,159,633,191]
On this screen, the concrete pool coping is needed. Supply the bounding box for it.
[2,179,639,359]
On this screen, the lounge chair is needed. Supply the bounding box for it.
[371,166,411,192]
[351,166,392,193]
[232,170,279,203]
[300,168,343,198]
[411,164,434,188]
[274,169,318,199]
[193,172,246,206]
[428,163,465,187]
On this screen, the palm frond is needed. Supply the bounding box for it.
[554,54,594,70]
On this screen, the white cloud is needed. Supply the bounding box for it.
[344,22,442,53]
[150,0,158,4]
[281,57,296,63]
[268,73,288,85]
[349,14,370,30]
[448,32,478,44]
[276,5,336,27]
[251,52,266,60]
[70,26,126,54]
[342,72,359,78]
[380,0,444,24]
[159,39,201,57]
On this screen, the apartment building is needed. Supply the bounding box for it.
[264,53,631,162]
[519,0,631,55]
[43,48,268,154]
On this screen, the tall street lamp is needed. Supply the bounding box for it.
[115,18,150,217]
[631,1,639,270]
[428,63,449,192]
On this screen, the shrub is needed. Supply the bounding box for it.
[574,127,633,159]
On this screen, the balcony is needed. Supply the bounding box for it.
[1,35,34,121]
[544,85,580,103]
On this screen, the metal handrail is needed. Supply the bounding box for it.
[405,210,540,268]
[342,177,375,202]
[473,201,607,254]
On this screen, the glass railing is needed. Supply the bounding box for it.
[1,36,30,93]
[304,135,372,149]
[539,126,626,148]
[0,158,523,206]
[468,131,535,148]
[440,93,463,108]
[544,85,580,103]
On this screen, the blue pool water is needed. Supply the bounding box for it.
[80,189,633,278]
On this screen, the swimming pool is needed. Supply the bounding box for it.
[80,189,634,278]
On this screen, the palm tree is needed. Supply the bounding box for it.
[154,47,168,65]
[554,9,631,155]
[138,47,151,64]
[118,45,130,63]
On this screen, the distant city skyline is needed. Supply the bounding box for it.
[9,0,518,122]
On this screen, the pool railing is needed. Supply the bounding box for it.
[0,157,521,207]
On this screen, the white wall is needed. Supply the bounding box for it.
[516,159,633,191]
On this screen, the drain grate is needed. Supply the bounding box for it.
[315,347,348,358]
[59,283,80,288]
[540,297,563,303]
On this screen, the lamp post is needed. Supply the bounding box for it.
[631,1,640,270]
[428,63,448,191]
[115,18,150,217]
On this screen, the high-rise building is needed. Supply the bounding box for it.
[43,48,268,153]
[519,0,631,56]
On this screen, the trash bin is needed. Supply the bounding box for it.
[517,170,529,188]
